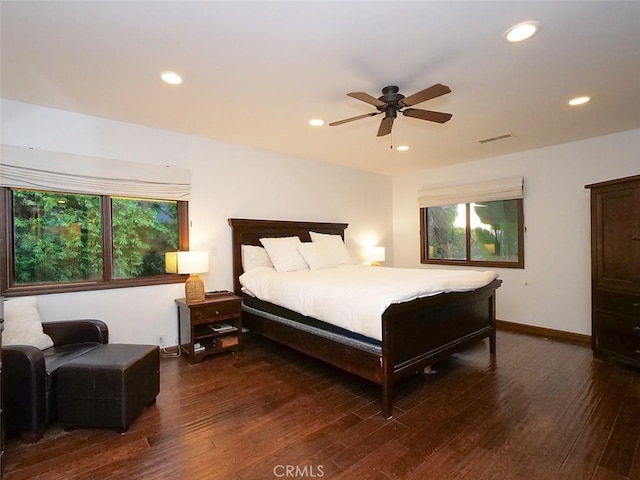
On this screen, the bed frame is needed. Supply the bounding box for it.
[228,218,502,419]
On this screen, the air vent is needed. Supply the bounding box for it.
[479,133,513,144]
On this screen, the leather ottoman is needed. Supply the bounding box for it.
[57,344,160,433]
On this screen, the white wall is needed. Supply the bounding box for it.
[1,99,393,345]
[392,129,640,335]
[4,98,638,340]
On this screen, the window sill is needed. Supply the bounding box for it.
[1,274,187,297]
[421,259,524,269]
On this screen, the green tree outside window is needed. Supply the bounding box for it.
[422,199,524,268]
[11,189,179,286]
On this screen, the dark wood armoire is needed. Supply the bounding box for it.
[0,298,4,480]
[586,175,640,368]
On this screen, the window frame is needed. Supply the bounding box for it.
[420,198,525,269]
[0,187,189,297]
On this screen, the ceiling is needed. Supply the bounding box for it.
[1,1,639,176]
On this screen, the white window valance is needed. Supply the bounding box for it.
[0,145,191,201]
[418,176,524,208]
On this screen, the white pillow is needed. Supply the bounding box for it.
[3,296,54,350]
[241,245,274,272]
[309,231,354,265]
[259,236,309,272]
[297,242,339,270]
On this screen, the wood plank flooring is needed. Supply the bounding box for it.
[4,330,640,480]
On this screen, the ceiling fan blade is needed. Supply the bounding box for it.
[377,117,394,137]
[403,108,452,124]
[401,83,451,107]
[347,92,386,107]
[329,112,380,127]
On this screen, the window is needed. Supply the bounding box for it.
[1,187,189,295]
[111,197,181,279]
[421,198,524,268]
[12,189,103,284]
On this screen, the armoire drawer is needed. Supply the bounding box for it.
[594,311,640,361]
[594,290,640,317]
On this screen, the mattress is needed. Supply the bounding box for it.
[242,295,383,354]
[240,265,499,341]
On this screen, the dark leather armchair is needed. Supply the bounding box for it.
[3,319,108,443]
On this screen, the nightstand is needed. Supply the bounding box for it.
[175,293,242,364]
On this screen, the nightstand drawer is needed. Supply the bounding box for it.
[191,301,240,321]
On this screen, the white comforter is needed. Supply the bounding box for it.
[240,265,499,341]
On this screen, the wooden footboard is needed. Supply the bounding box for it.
[229,218,501,419]
[380,280,500,418]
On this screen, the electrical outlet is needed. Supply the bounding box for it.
[156,335,165,346]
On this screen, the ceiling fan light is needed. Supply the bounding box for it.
[568,96,590,106]
[397,145,409,151]
[504,21,540,43]
[309,119,324,126]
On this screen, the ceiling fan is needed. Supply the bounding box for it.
[329,83,452,137]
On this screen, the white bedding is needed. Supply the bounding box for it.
[239,265,499,341]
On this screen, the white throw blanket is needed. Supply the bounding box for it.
[240,265,499,341]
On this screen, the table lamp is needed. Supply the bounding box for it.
[363,246,385,266]
[166,251,209,302]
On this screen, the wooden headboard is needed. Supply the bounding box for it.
[228,218,349,296]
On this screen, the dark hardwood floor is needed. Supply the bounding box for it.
[4,329,640,480]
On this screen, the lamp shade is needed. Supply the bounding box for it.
[176,251,209,274]
[165,251,178,274]
[363,246,385,263]
[165,251,209,274]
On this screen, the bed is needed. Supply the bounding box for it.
[228,218,502,419]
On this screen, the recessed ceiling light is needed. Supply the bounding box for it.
[161,71,183,85]
[396,145,409,151]
[309,119,324,126]
[568,96,591,106]
[504,21,540,43]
